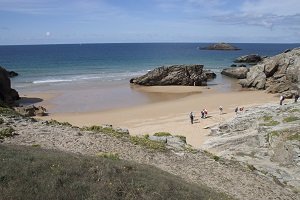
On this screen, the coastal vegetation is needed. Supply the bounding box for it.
[283,116,300,123]
[0,145,232,200]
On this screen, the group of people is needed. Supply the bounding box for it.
[189,109,208,124]
[280,93,299,105]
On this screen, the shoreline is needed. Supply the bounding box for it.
[22,84,279,148]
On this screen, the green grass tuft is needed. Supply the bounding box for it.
[262,115,273,121]
[283,116,300,123]
[48,119,73,127]
[259,120,280,126]
[289,108,300,113]
[0,107,20,117]
[247,164,256,171]
[95,152,120,160]
[81,125,128,138]
[175,135,187,143]
[0,127,15,140]
[287,134,300,141]
[130,136,167,152]
[153,132,172,137]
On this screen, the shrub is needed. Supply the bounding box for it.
[175,135,187,143]
[48,119,72,127]
[0,127,15,140]
[287,134,300,141]
[262,115,273,121]
[81,125,128,138]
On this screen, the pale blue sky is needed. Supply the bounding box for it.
[0,0,299,44]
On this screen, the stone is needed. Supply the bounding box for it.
[203,70,217,80]
[8,71,18,78]
[221,67,249,79]
[115,127,129,135]
[166,136,186,150]
[14,105,47,117]
[130,64,215,86]
[0,66,20,105]
[240,48,300,94]
[234,54,262,63]
[149,135,167,143]
[198,43,241,50]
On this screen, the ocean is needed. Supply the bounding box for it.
[1,43,299,112]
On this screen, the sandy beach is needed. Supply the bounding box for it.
[24,84,279,148]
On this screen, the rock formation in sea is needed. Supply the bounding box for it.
[198,43,241,50]
[221,67,249,79]
[130,64,216,86]
[0,66,20,105]
[234,54,263,63]
[239,47,300,96]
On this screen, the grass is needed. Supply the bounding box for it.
[153,132,172,137]
[0,127,15,140]
[287,134,300,141]
[262,115,273,121]
[283,116,300,123]
[259,120,280,126]
[48,119,73,127]
[0,145,233,200]
[95,152,120,160]
[0,107,20,117]
[289,108,300,113]
[247,164,257,171]
[81,125,128,138]
[184,145,198,154]
[175,135,187,143]
[130,135,167,152]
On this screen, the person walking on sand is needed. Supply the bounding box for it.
[219,106,223,115]
[189,112,194,124]
[295,93,299,103]
[204,109,208,118]
[280,95,285,105]
[235,107,238,115]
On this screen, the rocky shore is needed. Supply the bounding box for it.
[1,107,299,199]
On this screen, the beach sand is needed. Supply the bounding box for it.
[27,85,278,148]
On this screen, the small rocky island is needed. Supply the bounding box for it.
[199,43,241,50]
[130,64,216,86]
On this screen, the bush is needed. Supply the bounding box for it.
[95,152,120,160]
[81,125,128,138]
[48,119,72,127]
[0,127,15,140]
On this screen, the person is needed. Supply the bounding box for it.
[239,107,244,112]
[201,110,205,119]
[295,93,299,103]
[280,95,285,105]
[219,106,223,115]
[189,112,194,124]
[204,109,208,118]
[235,107,238,115]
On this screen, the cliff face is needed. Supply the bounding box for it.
[239,48,300,96]
[130,64,215,86]
[0,66,20,105]
[204,103,300,189]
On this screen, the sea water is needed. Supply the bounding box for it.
[0,43,299,112]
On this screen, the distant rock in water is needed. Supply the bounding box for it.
[239,47,300,95]
[0,66,20,105]
[130,64,216,86]
[8,71,18,78]
[198,43,241,51]
[221,67,249,79]
[234,54,263,63]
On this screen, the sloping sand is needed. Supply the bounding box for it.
[31,86,278,148]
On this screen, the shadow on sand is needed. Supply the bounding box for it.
[17,97,44,106]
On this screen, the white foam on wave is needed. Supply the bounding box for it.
[33,79,73,84]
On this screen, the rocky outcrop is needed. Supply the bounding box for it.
[8,71,18,78]
[204,103,300,190]
[239,47,300,93]
[130,65,216,86]
[234,54,263,63]
[221,67,249,79]
[199,43,240,50]
[14,105,47,117]
[0,67,20,105]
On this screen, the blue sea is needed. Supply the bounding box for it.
[1,43,299,92]
[1,43,299,112]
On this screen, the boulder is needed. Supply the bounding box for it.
[198,43,240,50]
[14,105,47,117]
[234,54,262,63]
[221,67,249,79]
[240,47,300,93]
[203,70,217,80]
[130,64,215,86]
[0,66,20,105]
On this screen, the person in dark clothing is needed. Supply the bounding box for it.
[189,112,194,124]
[295,94,299,103]
[280,95,285,105]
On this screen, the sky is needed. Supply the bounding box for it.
[0,0,299,44]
